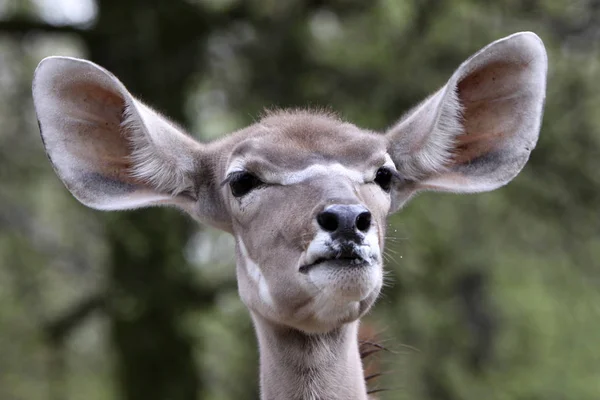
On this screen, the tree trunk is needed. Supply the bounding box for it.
[88,1,209,398]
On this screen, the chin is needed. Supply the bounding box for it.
[307,260,383,300]
[301,262,383,333]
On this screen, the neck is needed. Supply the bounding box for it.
[252,314,368,400]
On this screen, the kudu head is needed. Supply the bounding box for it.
[32,32,546,335]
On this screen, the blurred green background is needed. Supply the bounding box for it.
[1,0,599,399]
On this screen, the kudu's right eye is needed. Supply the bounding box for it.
[374,167,393,192]
[228,171,264,197]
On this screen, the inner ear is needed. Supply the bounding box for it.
[453,59,536,165]
[33,56,204,211]
[386,32,547,195]
[57,81,134,185]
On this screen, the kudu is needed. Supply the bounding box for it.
[32,32,547,400]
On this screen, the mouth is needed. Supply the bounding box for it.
[299,246,370,273]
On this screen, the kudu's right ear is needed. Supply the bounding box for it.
[33,57,208,212]
[386,32,547,205]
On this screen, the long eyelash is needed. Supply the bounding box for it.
[388,168,404,181]
[220,171,247,187]
[220,178,230,187]
[387,168,415,186]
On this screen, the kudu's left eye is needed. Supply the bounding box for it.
[374,167,393,192]
[229,171,264,197]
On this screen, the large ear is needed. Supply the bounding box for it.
[32,56,204,210]
[386,32,547,195]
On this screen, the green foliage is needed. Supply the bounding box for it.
[0,0,599,399]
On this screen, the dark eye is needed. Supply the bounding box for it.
[374,167,393,192]
[229,172,263,197]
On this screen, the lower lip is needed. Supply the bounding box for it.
[299,258,370,274]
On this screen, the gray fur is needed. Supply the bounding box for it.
[32,32,547,400]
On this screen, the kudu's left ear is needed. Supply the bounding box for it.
[386,32,547,196]
[33,56,206,211]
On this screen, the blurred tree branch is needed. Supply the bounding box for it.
[42,278,236,345]
[44,292,106,344]
[0,17,88,36]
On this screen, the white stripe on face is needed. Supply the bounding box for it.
[225,153,397,186]
[238,240,274,307]
[278,163,365,185]
[225,161,366,185]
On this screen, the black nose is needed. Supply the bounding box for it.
[317,204,372,240]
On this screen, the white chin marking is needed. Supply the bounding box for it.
[303,227,382,269]
[292,260,382,331]
[308,261,382,301]
[303,227,383,324]
[363,228,381,262]
[303,230,332,266]
[238,240,274,307]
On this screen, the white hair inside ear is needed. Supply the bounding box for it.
[32,56,203,210]
[387,32,547,194]
[123,101,198,197]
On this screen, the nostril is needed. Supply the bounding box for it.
[355,211,371,232]
[317,211,339,232]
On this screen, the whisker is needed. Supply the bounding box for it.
[365,372,384,382]
[367,387,404,395]
[394,343,422,353]
[384,237,408,242]
[382,253,399,264]
[360,348,383,360]
[381,278,395,289]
